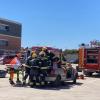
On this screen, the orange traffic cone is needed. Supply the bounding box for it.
[80,74,84,79]
[77,74,85,80]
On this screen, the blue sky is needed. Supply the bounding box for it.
[0,0,100,50]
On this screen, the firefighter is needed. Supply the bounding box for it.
[39,47,49,68]
[53,56,61,69]
[39,47,55,66]
[9,52,21,85]
[39,47,47,57]
[66,63,73,78]
[22,50,31,86]
[29,50,40,86]
[47,50,55,68]
[37,47,56,85]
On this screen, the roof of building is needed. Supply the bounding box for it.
[0,18,21,25]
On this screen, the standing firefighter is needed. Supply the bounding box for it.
[9,52,21,85]
[39,47,55,67]
[29,50,40,86]
[22,50,31,85]
[38,47,55,85]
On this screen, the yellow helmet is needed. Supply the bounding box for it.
[31,50,37,58]
[42,47,47,51]
[32,53,37,58]
[39,51,45,57]
[31,50,35,54]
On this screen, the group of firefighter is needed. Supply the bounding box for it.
[9,47,64,86]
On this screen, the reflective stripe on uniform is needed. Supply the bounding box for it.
[29,82,33,85]
[36,83,40,85]
[32,66,39,68]
[23,80,26,83]
[41,67,48,69]
[41,81,45,85]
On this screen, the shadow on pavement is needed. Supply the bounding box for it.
[32,82,83,90]
[12,81,83,90]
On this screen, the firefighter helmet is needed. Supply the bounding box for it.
[42,47,47,51]
[31,51,37,58]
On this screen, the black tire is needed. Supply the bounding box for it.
[30,85,33,88]
[73,73,78,84]
[54,75,61,86]
[29,81,36,88]
[76,66,79,71]
[73,77,76,84]
[84,71,93,76]
[88,72,93,76]
[61,81,66,85]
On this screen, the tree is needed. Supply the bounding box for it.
[63,49,78,55]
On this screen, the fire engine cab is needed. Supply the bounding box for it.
[79,46,100,76]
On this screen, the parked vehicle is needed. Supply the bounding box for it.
[27,47,78,87]
[78,47,100,76]
[0,70,7,78]
[0,65,7,78]
[0,57,4,64]
[29,63,78,87]
[45,64,78,85]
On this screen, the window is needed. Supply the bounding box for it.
[0,50,4,55]
[0,24,9,31]
[5,26,9,31]
[86,49,99,64]
[0,40,8,46]
[87,50,98,54]
[87,55,98,64]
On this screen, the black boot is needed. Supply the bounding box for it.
[22,80,26,86]
[9,79,15,85]
[16,79,22,84]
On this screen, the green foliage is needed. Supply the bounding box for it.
[63,49,78,55]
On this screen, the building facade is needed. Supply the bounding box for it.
[0,18,22,55]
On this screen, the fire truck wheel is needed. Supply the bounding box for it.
[84,71,93,76]
[88,72,93,76]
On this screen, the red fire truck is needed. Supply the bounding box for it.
[78,47,100,76]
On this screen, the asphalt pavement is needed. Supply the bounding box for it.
[0,65,100,100]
